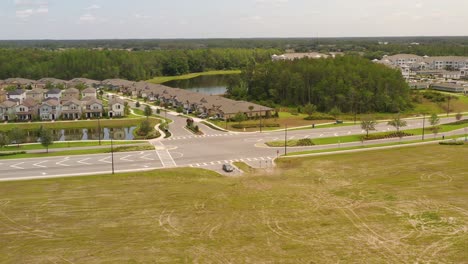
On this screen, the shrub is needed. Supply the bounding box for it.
[231,123,280,129]
[362,132,414,141]
[304,113,335,120]
[0,151,26,156]
[439,140,465,145]
[296,138,315,146]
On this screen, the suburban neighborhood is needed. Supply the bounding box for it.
[0,77,272,122]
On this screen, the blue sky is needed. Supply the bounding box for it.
[1,0,467,39]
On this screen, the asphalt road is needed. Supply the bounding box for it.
[0,107,464,181]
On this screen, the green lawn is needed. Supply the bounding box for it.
[0,144,466,263]
[0,117,159,132]
[0,144,154,159]
[146,70,241,84]
[1,140,146,151]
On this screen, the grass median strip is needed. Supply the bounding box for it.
[1,140,146,151]
[0,144,466,262]
[0,144,154,159]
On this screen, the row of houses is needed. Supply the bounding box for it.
[1,77,273,120]
[408,82,468,94]
[0,86,125,121]
[374,54,468,79]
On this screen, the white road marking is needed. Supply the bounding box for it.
[99,157,112,164]
[56,158,71,167]
[140,153,154,161]
[289,136,295,140]
[10,162,25,170]
[217,161,222,164]
[257,139,263,142]
[210,162,215,165]
[303,135,309,138]
[77,158,92,165]
[334,133,338,137]
[267,157,272,160]
[33,161,48,168]
[42,172,47,175]
[347,131,351,134]
[120,155,134,162]
[260,157,265,160]
[320,134,324,137]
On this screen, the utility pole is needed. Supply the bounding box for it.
[259,111,262,133]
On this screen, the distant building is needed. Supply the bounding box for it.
[272,52,330,61]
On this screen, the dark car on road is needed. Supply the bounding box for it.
[222,164,234,172]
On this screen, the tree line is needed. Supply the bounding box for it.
[0,48,278,81]
[227,56,412,113]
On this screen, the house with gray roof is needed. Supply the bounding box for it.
[45,88,62,99]
[62,88,80,101]
[108,97,125,118]
[82,98,103,118]
[82,87,97,98]
[69,78,101,88]
[26,88,47,103]
[61,99,82,120]
[15,98,39,121]
[3,78,36,89]
[36,78,68,88]
[0,100,18,121]
[39,98,61,121]
[7,89,27,103]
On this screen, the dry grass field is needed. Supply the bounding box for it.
[0,144,467,263]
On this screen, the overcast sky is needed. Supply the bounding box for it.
[1,0,467,40]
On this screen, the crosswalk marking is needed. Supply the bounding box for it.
[185,156,274,168]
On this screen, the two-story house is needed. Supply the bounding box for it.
[26,88,47,103]
[15,98,39,121]
[39,98,61,121]
[62,88,80,101]
[82,98,103,118]
[45,88,62,100]
[7,89,27,103]
[0,100,18,121]
[108,98,125,118]
[82,87,97,98]
[61,99,82,120]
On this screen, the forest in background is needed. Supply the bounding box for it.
[227,56,412,113]
[0,48,278,81]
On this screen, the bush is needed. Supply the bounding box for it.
[231,123,280,129]
[362,132,414,141]
[304,113,335,120]
[296,138,315,146]
[439,140,465,145]
[0,151,26,156]
[445,119,468,125]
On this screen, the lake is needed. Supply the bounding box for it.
[164,74,233,95]
[22,126,137,143]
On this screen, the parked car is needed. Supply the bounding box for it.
[222,164,234,172]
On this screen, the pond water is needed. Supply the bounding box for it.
[164,74,234,95]
[22,126,136,143]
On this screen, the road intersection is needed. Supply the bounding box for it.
[0,109,464,181]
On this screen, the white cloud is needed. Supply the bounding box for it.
[79,13,96,22]
[15,6,48,18]
[86,4,101,10]
[135,13,151,19]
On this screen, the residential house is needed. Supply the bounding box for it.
[68,78,101,88]
[431,83,467,93]
[102,79,135,91]
[0,100,18,121]
[408,82,430,90]
[82,87,97,98]
[26,88,47,103]
[62,88,80,101]
[45,88,62,99]
[108,97,125,117]
[39,98,61,120]
[82,98,103,118]
[3,78,36,89]
[36,78,68,89]
[7,89,27,103]
[15,98,39,121]
[61,99,82,119]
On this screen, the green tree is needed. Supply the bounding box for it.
[248,105,254,119]
[387,114,407,134]
[124,102,130,116]
[429,113,440,138]
[144,105,152,118]
[304,103,317,119]
[9,127,26,147]
[40,129,54,153]
[361,116,377,137]
[135,101,141,108]
[138,120,152,137]
[329,106,342,120]
[0,133,10,148]
[455,112,463,121]
[233,112,247,125]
